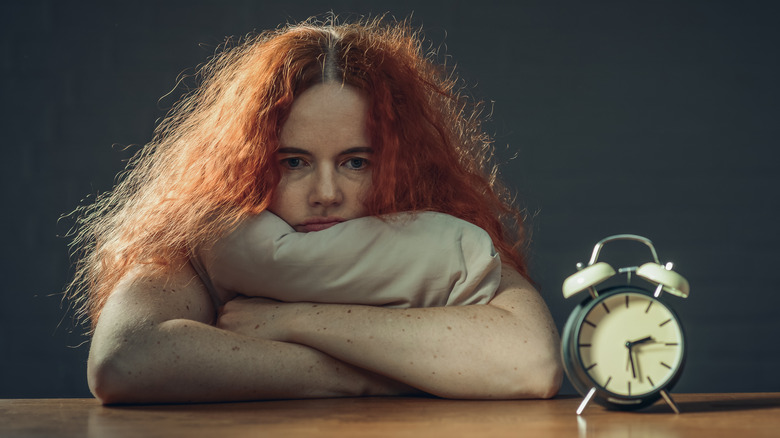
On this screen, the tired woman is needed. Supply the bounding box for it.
[66,16,562,404]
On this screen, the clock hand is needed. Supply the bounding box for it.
[625,342,637,378]
[627,336,657,382]
[627,336,654,348]
[625,336,655,378]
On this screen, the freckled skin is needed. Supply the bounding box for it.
[89,263,415,403]
[87,83,562,403]
[241,265,564,399]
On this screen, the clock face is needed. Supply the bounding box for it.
[576,291,684,398]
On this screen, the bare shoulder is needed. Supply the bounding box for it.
[98,261,215,328]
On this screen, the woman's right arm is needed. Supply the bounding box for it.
[87,261,416,404]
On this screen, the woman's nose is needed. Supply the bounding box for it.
[309,168,343,207]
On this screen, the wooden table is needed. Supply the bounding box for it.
[1,393,778,437]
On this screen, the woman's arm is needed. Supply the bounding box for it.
[87,262,418,404]
[218,266,563,399]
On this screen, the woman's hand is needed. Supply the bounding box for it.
[216,296,296,341]
[242,267,563,400]
[89,263,422,404]
[214,267,562,400]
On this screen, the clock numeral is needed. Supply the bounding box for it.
[586,363,598,371]
[647,376,655,387]
[583,320,597,328]
[579,343,592,348]
[665,342,679,346]
[605,376,612,388]
[627,381,631,396]
[660,362,672,370]
[645,301,654,313]
[625,295,630,308]
[659,318,672,327]
[601,302,610,314]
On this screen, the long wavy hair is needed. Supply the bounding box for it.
[66,15,529,328]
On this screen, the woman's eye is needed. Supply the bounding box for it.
[344,158,368,170]
[282,157,304,169]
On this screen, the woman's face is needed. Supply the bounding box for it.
[269,83,373,232]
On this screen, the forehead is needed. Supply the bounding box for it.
[279,83,370,151]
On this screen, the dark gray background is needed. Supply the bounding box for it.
[2,0,778,398]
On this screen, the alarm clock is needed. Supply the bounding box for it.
[560,234,690,415]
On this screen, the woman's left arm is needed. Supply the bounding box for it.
[217,266,563,399]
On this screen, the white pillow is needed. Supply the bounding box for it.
[198,211,501,308]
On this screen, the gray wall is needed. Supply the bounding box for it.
[2,0,778,398]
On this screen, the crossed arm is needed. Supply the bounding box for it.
[217,266,563,399]
[88,261,562,404]
[88,263,416,404]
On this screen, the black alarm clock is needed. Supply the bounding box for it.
[561,234,690,414]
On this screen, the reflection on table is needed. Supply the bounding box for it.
[0,393,778,437]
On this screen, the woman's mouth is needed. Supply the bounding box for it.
[298,217,346,232]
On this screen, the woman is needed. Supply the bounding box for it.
[67,16,562,404]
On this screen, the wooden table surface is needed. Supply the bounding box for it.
[1,393,778,437]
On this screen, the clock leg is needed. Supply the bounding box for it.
[659,389,681,414]
[576,387,597,415]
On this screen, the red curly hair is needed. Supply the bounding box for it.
[66,15,529,328]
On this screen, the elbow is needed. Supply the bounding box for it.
[88,351,134,405]
[506,353,563,400]
[434,349,563,400]
[88,341,154,405]
[88,358,117,404]
[528,354,564,399]
[496,342,564,400]
[525,338,564,399]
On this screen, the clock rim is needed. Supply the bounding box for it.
[561,286,687,410]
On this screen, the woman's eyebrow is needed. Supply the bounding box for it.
[276,146,373,155]
[339,147,373,156]
[276,147,311,155]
